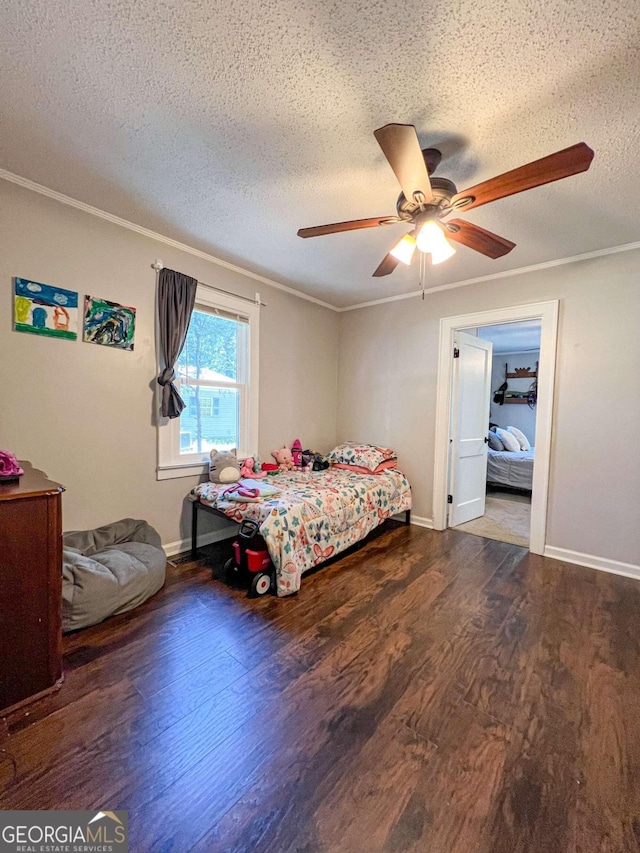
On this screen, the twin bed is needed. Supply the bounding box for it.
[190,466,412,597]
[189,436,531,597]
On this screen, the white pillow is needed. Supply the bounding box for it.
[496,427,521,452]
[507,426,531,451]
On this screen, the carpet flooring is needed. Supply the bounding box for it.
[453,494,531,547]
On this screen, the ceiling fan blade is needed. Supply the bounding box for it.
[297,216,401,238]
[372,252,401,277]
[374,123,434,204]
[445,219,516,259]
[451,142,594,212]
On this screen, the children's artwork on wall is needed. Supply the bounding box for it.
[14,277,78,340]
[83,296,136,351]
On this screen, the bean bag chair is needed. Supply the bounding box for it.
[62,518,166,633]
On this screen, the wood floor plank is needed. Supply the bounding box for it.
[171,540,520,852]
[2,526,639,853]
[124,540,457,850]
[569,568,640,852]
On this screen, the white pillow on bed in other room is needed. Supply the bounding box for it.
[507,426,531,451]
[496,427,521,452]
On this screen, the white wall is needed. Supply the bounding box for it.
[337,249,640,567]
[0,180,338,549]
[489,349,539,444]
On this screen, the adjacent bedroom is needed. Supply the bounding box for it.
[452,319,541,548]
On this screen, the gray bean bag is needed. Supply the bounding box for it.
[62,518,166,633]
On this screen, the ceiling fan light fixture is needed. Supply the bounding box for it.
[389,233,417,265]
[429,240,456,265]
[416,220,456,264]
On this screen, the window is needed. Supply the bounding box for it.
[187,395,216,418]
[157,287,259,479]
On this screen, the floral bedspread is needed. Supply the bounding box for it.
[191,468,411,596]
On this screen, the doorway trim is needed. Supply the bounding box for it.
[433,300,559,555]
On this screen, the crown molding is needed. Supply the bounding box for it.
[337,239,640,312]
[0,167,340,312]
[4,166,639,315]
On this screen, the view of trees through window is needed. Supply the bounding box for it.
[176,310,241,454]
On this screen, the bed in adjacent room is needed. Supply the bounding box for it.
[190,465,412,596]
[487,447,535,491]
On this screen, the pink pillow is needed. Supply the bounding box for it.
[332,459,398,475]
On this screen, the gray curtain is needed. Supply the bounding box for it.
[156,268,197,419]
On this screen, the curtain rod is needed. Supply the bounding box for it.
[151,260,266,307]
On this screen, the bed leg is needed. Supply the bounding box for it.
[405,509,411,525]
[191,501,198,560]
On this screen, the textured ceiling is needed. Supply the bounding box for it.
[1,0,639,307]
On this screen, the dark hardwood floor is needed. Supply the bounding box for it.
[2,524,640,852]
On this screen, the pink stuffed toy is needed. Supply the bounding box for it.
[291,438,303,467]
[0,450,24,482]
[240,457,266,479]
[271,445,296,472]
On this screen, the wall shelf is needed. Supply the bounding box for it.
[493,360,538,407]
[505,361,538,380]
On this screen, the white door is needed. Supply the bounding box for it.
[449,331,493,527]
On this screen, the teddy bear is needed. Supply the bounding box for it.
[271,445,296,472]
[209,448,241,484]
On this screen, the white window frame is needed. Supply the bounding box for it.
[157,287,259,481]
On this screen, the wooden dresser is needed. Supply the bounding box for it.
[0,466,64,713]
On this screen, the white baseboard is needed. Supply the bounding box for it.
[544,546,640,582]
[164,527,235,559]
[409,515,434,529]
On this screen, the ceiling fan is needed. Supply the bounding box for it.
[297,124,594,277]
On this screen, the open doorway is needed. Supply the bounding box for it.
[433,301,558,555]
[452,320,541,547]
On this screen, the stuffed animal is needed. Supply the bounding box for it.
[291,438,303,467]
[209,448,241,484]
[240,456,266,479]
[300,449,325,471]
[312,453,330,471]
[271,445,296,472]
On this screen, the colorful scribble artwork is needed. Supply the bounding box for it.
[14,278,78,340]
[83,295,136,350]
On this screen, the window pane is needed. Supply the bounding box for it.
[176,310,238,382]
[179,386,239,455]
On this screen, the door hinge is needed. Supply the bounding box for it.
[453,347,460,358]
[447,494,453,504]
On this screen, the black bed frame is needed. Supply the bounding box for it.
[191,498,411,561]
